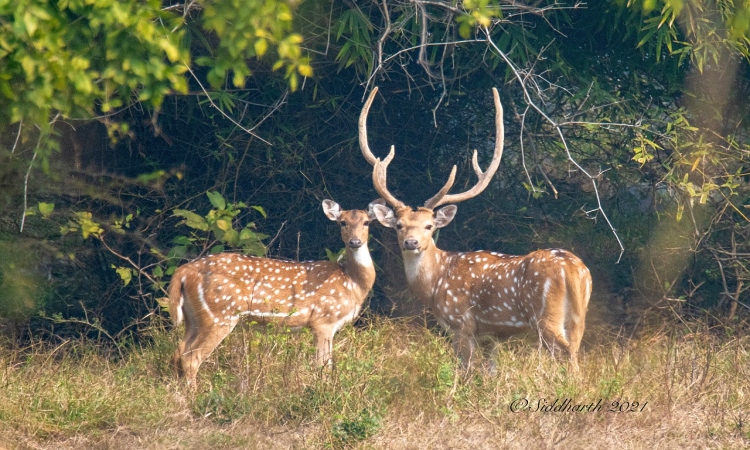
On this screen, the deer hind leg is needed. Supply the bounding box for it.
[172,339,188,376]
[565,313,584,373]
[177,323,236,386]
[538,277,578,366]
[479,338,499,375]
[539,317,581,373]
[562,270,590,373]
[538,321,572,360]
[538,294,572,363]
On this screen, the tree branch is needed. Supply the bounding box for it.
[184,64,285,146]
[483,27,626,262]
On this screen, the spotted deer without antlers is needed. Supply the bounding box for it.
[168,199,382,385]
[359,87,592,371]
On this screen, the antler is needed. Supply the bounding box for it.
[359,87,407,209]
[372,146,406,209]
[359,87,381,166]
[423,88,505,209]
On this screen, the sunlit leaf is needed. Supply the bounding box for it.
[250,205,267,218]
[206,191,226,210]
[115,266,133,286]
[38,202,54,218]
[174,209,209,231]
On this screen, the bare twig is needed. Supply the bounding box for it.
[265,220,288,257]
[184,64,285,146]
[365,38,489,95]
[484,27,625,262]
[11,120,22,154]
[536,164,559,199]
[20,126,48,234]
[97,235,165,295]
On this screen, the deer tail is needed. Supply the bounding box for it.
[167,268,186,326]
[565,262,591,350]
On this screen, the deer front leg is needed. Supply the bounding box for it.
[312,325,335,367]
[451,329,477,370]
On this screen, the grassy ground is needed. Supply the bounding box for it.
[0,313,748,449]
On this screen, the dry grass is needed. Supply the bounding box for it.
[0,314,748,449]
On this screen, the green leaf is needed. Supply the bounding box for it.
[242,241,266,257]
[250,205,267,218]
[172,235,193,245]
[23,11,38,37]
[239,227,257,242]
[115,266,134,286]
[38,202,54,218]
[325,247,346,262]
[222,228,239,246]
[75,212,104,239]
[207,191,226,210]
[254,38,268,57]
[174,209,209,231]
[168,246,187,259]
[136,170,167,184]
[215,219,232,231]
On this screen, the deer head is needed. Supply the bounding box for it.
[359,87,504,254]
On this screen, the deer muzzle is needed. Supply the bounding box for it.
[403,238,419,251]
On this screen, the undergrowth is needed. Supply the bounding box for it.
[0,316,748,449]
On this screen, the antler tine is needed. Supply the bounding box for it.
[372,146,406,209]
[424,87,505,209]
[423,165,457,209]
[359,87,380,166]
[359,87,408,209]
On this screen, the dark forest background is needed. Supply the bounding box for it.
[1,0,749,341]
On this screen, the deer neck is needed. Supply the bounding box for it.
[401,242,448,304]
[342,245,376,296]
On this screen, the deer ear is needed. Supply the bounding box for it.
[322,199,342,221]
[367,198,386,220]
[434,205,457,228]
[372,204,396,228]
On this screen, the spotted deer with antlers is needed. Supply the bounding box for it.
[168,199,383,385]
[359,87,591,372]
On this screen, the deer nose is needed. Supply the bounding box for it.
[348,238,363,248]
[403,239,419,251]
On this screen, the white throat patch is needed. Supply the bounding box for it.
[402,251,423,284]
[349,246,373,268]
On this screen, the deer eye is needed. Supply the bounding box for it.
[340,221,347,227]
[363,220,370,226]
[425,224,434,231]
[396,223,403,230]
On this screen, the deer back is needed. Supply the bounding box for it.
[425,249,591,338]
[171,253,375,331]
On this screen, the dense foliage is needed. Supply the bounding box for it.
[1,0,749,339]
